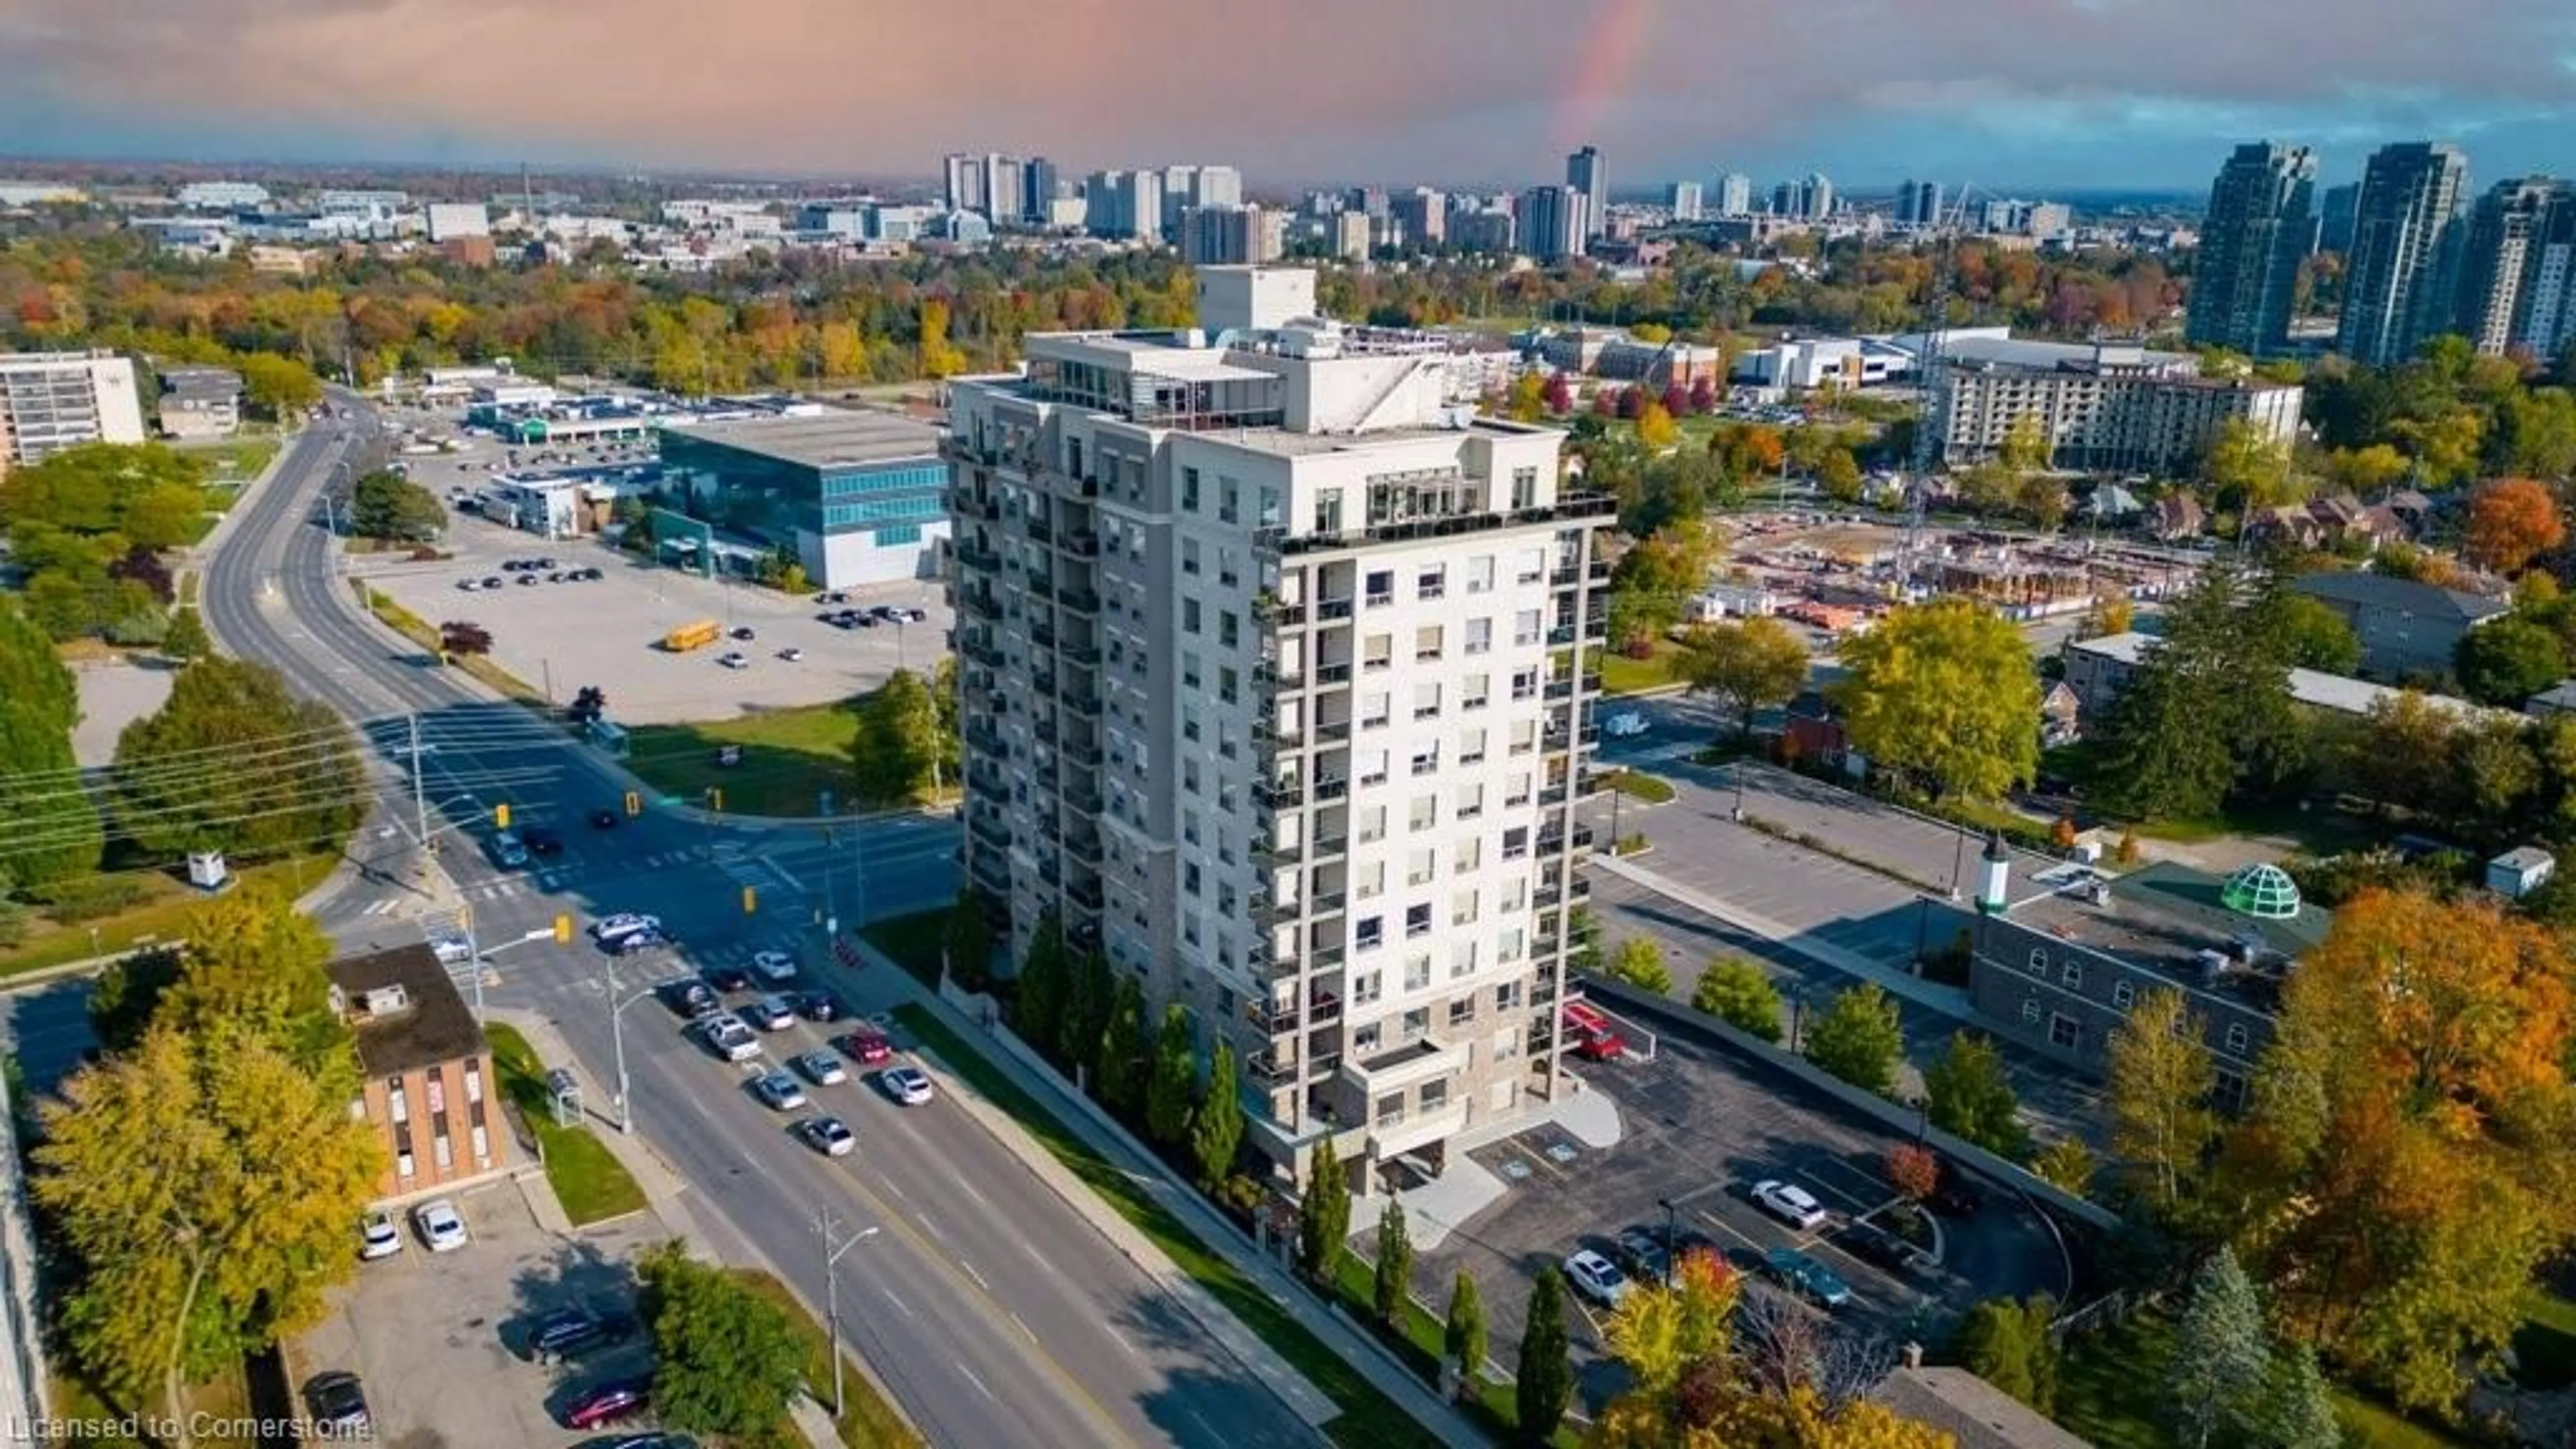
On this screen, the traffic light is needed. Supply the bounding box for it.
[624,790,642,817]
[552,914,573,945]
[741,885,757,915]
[494,803,511,830]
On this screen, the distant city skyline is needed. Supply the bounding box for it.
[1,0,2569,193]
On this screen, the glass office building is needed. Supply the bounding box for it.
[657,411,949,587]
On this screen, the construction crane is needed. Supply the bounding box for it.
[1900,181,1977,583]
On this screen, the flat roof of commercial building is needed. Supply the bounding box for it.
[2004,859,2330,1010]
[2070,631,2504,723]
[663,409,941,470]
[327,945,487,1078]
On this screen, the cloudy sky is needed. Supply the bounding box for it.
[2,0,2571,193]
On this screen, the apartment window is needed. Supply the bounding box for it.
[1353,971,1383,1005]
[1516,549,1547,584]
[1182,537,1201,575]
[1359,749,1389,786]
[1410,796,1439,831]
[1365,570,1395,608]
[2021,997,2043,1024]
[2214,1070,2249,1112]
[1451,889,1479,927]
[1511,667,1540,701]
[1419,1079,1449,1112]
[470,1123,490,1163]
[1407,846,1436,885]
[2027,948,2048,975]
[1467,555,1495,594]
[1183,651,1203,689]
[1377,1093,1406,1125]
[1182,467,1201,511]
[1456,782,1485,819]
[1460,727,1488,765]
[1407,903,1433,939]
[1413,685,1442,722]
[1509,724,1538,759]
[1183,598,1202,634]
[2059,957,2082,989]
[1417,566,1446,600]
[1502,826,1529,861]
[1220,612,1240,648]
[1364,634,1393,671]
[1358,805,1387,843]
[1183,809,1201,845]
[1258,485,1283,527]
[1219,667,1238,704]
[1184,862,1202,898]
[1499,925,1524,962]
[1414,625,1444,662]
[1452,934,1481,977]
[396,1149,415,1179]
[386,1079,408,1124]
[1448,998,1478,1028]
[1182,707,1201,743]
[1463,674,1491,710]
[1494,1026,1523,1059]
[2110,979,2135,1011]
[1405,953,1434,989]
[1183,759,1201,795]
[1357,916,1384,951]
[1362,694,1391,729]
[2049,1014,2084,1051]
[1454,836,1484,873]
[1316,488,1344,534]
[1219,548,1240,588]
[1401,1008,1430,1042]
[1464,617,1493,656]
[433,1134,454,1170]
[1514,608,1542,647]
[1220,478,1240,523]
[1355,859,1386,900]
[2224,1022,2251,1057]
[1511,466,1539,511]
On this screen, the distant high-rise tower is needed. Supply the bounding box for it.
[1898,179,1946,227]
[1566,146,1607,239]
[2316,183,2359,254]
[1023,158,1059,224]
[1520,184,1589,262]
[1799,172,1836,221]
[1667,181,1703,222]
[1716,173,1754,217]
[2186,142,2319,357]
[2339,142,2470,366]
[2454,178,2575,356]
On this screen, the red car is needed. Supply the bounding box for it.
[564,1377,651,1429]
[837,1028,893,1065]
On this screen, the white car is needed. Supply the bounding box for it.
[1752,1180,1830,1232]
[794,1049,848,1087]
[746,994,797,1031]
[359,1213,403,1261]
[1564,1249,1631,1308]
[413,1199,468,1252]
[1605,711,1651,738]
[879,1067,934,1106]
[590,912,661,942]
[702,1013,760,1063]
[777,647,804,663]
[796,1116,856,1157]
[749,949,798,984]
[717,651,750,670]
[751,1071,807,1112]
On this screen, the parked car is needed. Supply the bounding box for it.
[1564,1248,1631,1309]
[521,826,563,857]
[1605,710,1651,738]
[659,979,716,1016]
[749,949,798,984]
[794,1049,847,1086]
[717,651,750,669]
[702,963,753,993]
[730,626,756,641]
[488,830,531,869]
[778,647,804,662]
[305,1371,372,1434]
[590,913,661,943]
[839,1028,893,1065]
[745,994,796,1031]
[1752,1180,1829,1232]
[564,1378,652,1430]
[751,1070,807,1111]
[1836,1220,1929,1275]
[700,1014,760,1063]
[879,1066,934,1106]
[414,1198,468,1252]
[1613,1226,1671,1284]
[529,1305,638,1364]
[795,1116,857,1157]
[793,991,840,1022]
[359,1212,402,1261]
[1764,1247,1854,1308]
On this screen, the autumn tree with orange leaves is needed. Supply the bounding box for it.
[2224,889,2576,1411]
[2463,477,2567,576]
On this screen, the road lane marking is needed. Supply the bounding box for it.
[917,1211,947,1244]
[960,1260,989,1292]
[880,1286,917,1320]
[955,1361,996,1401]
[1010,1311,1036,1341]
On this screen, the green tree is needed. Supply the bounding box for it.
[1444,1272,1488,1397]
[635,1242,808,1442]
[1516,1268,1575,1446]
[849,668,943,805]
[1191,1040,1244,1187]
[1095,974,1148,1116]
[0,595,103,885]
[2455,616,2567,706]
[155,885,348,1080]
[1065,948,1115,1080]
[1010,914,1067,1057]
[1297,1135,1351,1285]
[928,653,962,787]
[1923,1032,2029,1159]
[2201,415,2297,509]
[2274,592,2363,674]
[1952,1295,2059,1412]
[2255,1342,2344,1449]
[1373,1198,1414,1325]
[109,657,365,858]
[237,352,323,415]
[2028,1138,2095,1196]
[1606,521,1719,649]
[1610,936,1672,994]
[159,606,210,662]
[1805,983,1904,1095]
[2090,564,2306,820]
[943,890,994,991]
[1145,1004,1197,1148]
[1831,599,2038,800]
[2105,986,2216,1216]
[1678,616,1809,737]
[347,469,446,541]
[1818,447,1864,504]
[1690,957,1782,1041]
[2167,1247,2273,1449]
[33,1023,383,1411]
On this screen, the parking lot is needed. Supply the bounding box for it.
[1411,1026,2066,1409]
[292,1179,675,1446]
[346,447,950,724]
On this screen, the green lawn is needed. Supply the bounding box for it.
[358,583,441,653]
[0,851,337,979]
[732,1267,926,1449]
[624,700,865,818]
[1328,1249,1574,1446]
[863,908,953,987]
[893,1004,1444,1449]
[1599,768,1676,804]
[483,1022,647,1226]
[176,435,282,483]
[1599,642,1684,696]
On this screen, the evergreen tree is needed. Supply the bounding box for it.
[1095,975,1148,1116]
[159,606,211,663]
[1515,1268,1574,1445]
[2090,562,2306,820]
[1144,1004,1197,1147]
[1444,1272,1488,1398]
[1061,949,1115,1080]
[2254,1342,2343,1449]
[1010,915,1067,1061]
[1923,1032,2030,1158]
[1373,1199,1413,1325]
[1953,1295,2059,1411]
[1296,1136,1350,1284]
[2168,1246,2271,1449]
[1804,983,1906,1095]
[1189,1040,1244,1187]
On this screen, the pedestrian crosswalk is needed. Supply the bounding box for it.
[407,843,816,906]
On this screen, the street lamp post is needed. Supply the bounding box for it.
[1790,985,1807,1054]
[469,926,558,1026]
[1947,824,1970,901]
[1731,760,1748,823]
[818,1214,882,1417]
[600,955,658,1134]
[1658,1196,1679,1289]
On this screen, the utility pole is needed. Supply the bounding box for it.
[600,954,656,1134]
[817,1212,881,1418]
[410,713,431,855]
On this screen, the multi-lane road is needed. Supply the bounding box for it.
[170,401,1326,1449]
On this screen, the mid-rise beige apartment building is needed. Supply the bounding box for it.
[1902,329,2303,475]
[945,266,1614,1191]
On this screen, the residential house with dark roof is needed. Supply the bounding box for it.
[328,945,515,1202]
[2292,570,2510,680]
[2149,492,2206,541]
[1876,1360,2096,1449]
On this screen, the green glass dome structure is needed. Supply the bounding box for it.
[2220,862,2302,920]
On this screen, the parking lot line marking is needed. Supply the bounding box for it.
[880,1285,918,1320]
[955,1361,998,1402]
[1690,1205,1767,1252]
[1803,1159,1891,1213]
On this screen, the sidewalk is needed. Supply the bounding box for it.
[863,947,1491,1449]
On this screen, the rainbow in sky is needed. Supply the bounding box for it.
[1554,0,1658,152]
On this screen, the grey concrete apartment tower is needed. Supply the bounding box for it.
[2186,142,2317,358]
[944,266,1614,1189]
[1566,146,1607,240]
[2338,142,2469,366]
[2453,177,2576,358]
